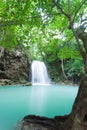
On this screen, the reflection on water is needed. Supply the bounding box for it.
[0,84,78,130]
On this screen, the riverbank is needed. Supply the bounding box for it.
[0,79,32,86]
[51,79,79,87]
[0,79,78,87]
[57,80,79,86]
[0,78,79,87]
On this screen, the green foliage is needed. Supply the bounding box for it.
[0,26,17,49]
[58,45,81,59]
[0,0,86,80]
[65,58,84,77]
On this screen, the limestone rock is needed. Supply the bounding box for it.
[0,48,30,84]
[0,79,13,86]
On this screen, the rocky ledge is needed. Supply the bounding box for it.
[0,79,32,86]
[16,115,70,130]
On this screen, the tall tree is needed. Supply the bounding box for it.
[39,0,87,130]
[0,1,87,129]
[26,0,87,129]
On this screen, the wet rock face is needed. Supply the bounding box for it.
[0,48,30,84]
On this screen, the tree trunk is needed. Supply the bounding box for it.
[0,47,4,58]
[61,59,68,79]
[63,72,87,130]
[62,27,87,130]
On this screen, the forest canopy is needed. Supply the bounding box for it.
[0,0,87,81]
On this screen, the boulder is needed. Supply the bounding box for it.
[16,115,70,130]
[16,115,56,130]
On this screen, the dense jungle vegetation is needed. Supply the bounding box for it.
[0,0,86,83]
[0,1,87,130]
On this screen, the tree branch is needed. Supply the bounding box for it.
[0,12,62,27]
[66,35,74,43]
[68,0,70,17]
[0,47,4,58]
[0,20,22,27]
[71,25,86,62]
[81,18,87,22]
[52,0,69,18]
[73,0,87,22]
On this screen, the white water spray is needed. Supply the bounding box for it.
[31,60,50,85]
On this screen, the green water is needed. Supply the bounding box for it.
[0,84,78,130]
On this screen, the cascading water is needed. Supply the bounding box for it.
[31,60,50,85]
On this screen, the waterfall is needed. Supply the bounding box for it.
[31,60,50,85]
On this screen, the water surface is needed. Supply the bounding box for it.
[0,84,78,130]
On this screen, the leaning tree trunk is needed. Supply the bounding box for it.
[63,73,87,130]
[62,27,87,130]
[63,71,87,130]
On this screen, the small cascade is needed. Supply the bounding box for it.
[31,60,50,85]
